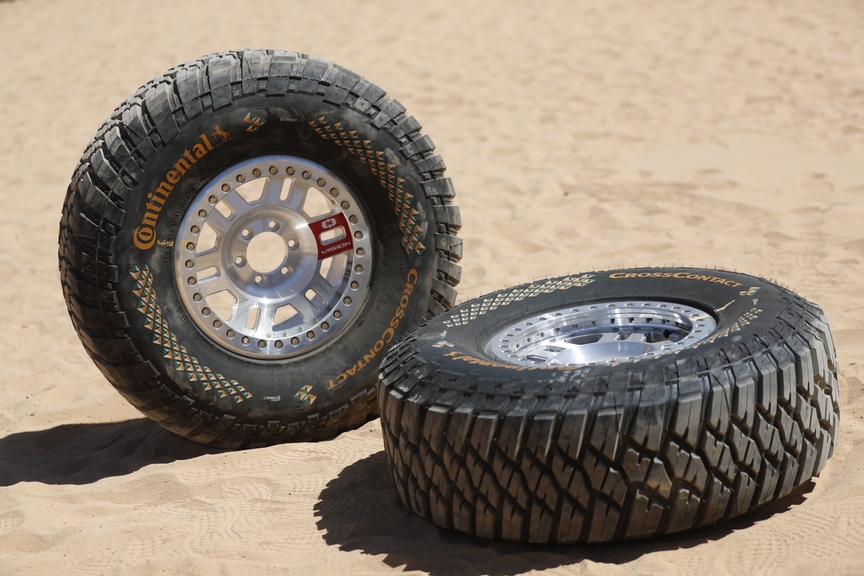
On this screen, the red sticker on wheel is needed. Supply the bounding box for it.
[309,212,354,260]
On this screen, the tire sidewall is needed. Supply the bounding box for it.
[114,92,435,418]
[414,268,785,388]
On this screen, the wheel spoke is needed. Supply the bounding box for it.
[195,249,221,270]
[206,210,231,236]
[285,293,318,321]
[284,182,308,212]
[234,300,259,329]
[310,275,337,302]
[258,303,278,332]
[623,332,648,343]
[198,274,231,298]
[263,177,286,204]
[221,190,251,217]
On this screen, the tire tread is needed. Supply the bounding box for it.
[378,291,839,543]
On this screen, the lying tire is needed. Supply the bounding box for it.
[379,267,839,543]
[58,50,462,448]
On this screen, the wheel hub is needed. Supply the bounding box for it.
[174,155,373,359]
[488,300,717,366]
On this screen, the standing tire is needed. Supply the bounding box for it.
[379,267,839,543]
[58,50,462,448]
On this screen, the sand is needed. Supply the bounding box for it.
[1,0,863,573]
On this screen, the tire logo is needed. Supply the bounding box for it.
[327,268,418,390]
[129,264,252,404]
[309,117,427,256]
[442,274,595,328]
[243,112,266,132]
[308,212,354,259]
[133,127,231,251]
[294,385,317,405]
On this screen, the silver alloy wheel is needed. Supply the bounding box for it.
[488,300,717,366]
[174,155,373,359]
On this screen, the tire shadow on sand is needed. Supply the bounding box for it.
[0,419,219,486]
[315,451,814,576]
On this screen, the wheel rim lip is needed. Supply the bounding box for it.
[487,300,718,367]
[174,155,373,359]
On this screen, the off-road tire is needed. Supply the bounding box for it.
[59,49,461,449]
[378,267,838,543]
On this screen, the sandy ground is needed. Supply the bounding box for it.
[1,0,863,573]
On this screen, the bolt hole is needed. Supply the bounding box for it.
[252,168,261,178]
[274,340,284,349]
[241,336,250,345]
[286,167,295,175]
